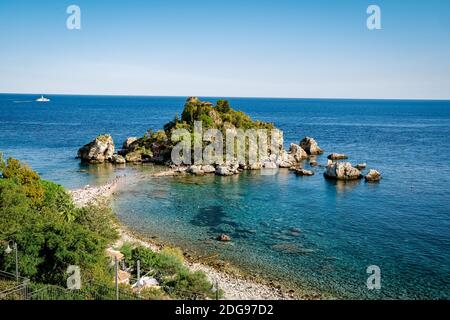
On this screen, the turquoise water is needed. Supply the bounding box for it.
[1,94,449,299]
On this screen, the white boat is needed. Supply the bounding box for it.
[36,95,50,102]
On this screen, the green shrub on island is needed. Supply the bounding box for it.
[96,134,113,143]
[176,97,274,132]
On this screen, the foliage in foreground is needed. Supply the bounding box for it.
[120,243,220,300]
[0,154,118,287]
[0,155,217,300]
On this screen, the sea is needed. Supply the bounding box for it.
[1,93,449,299]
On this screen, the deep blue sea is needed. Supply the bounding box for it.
[1,93,449,299]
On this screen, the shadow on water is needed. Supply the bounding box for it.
[324,177,362,193]
[191,205,256,239]
[191,205,229,228]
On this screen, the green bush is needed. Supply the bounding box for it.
[96,134,112,143]
[174,98,273,134]
[216,100,231,113]
[152,130,168,142]
[0,156,221,300]
[33,221,106,284]
[163,268,214,299]
[41,180,76,222]
[124,245,217,299]
[117,241,134,262]
[75,205,118,242]
[199,114,214,128]
[139,286,170,300]
[0,157,117,288]
[0,155,45,207]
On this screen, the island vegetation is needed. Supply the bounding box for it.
[118,96,276,165]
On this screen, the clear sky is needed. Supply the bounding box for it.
[0,0,449,99]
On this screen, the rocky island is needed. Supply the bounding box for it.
[77,97,381,182]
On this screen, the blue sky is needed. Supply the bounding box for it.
[0,0,449,99]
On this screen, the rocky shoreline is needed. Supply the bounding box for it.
[69,176,123,207]
[70,177,296,300]
[76,131,381,183]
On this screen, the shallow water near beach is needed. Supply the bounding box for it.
[1,94,449,299]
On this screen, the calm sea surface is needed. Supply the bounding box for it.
[1,94,449,299]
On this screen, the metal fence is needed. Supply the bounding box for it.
[28,280,141,301]
[0,271,138,301]
[1,270,219,300]
[0,270,29,300]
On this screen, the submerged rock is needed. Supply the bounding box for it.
[327,153,348,160]
[217,234,232,242]
[271,243,315,255]
[77,135,115,164]
[300,137,323,155]
[324,162,362,180]
[365,169,382,182]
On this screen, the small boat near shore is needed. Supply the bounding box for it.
[36,95,50,102]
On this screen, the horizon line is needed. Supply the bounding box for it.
[0,91,449,102]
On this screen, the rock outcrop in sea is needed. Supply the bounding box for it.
[365,169,382,182]
[294,168,314,176]
[356,163,367,170]
[76,97,382,184]
[77,134,115,164]
[77,97,312,171]
[328,153,348,160]
[289,143,308,162]
[324,161,362,180]
[217,234,232,242]
[111,154,126,164]
[300,137,323,155]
